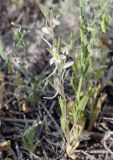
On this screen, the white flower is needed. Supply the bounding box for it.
[63,61,74,69]
[62,46,70,55]
[52,48,57,55]
[50,54,66,65]
[51,18,61,26]
[60,55,66,60]
[51,15,61,28]
[42,27,51,35]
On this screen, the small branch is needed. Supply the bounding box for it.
[0,117,37,124]
[39,102,64,138]
[102,131,113,155]
[43,90,58,99]
[11,21,41,30]
[75,150,95,160]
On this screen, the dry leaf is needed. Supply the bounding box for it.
[66,143,78,160]
[19,99,33,113]
[0,140,11,151]
[67,100,74,124]
[0,72,6,109]
[88,93,106,131]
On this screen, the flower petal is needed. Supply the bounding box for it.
[42,27,50,35]
[63,61,74,69]
[52,18,61,26]
[60,55,66,60]
[50,58,54,65]
[55,58,61,64]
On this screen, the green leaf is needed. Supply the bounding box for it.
[87,26,95,32]
[59,96,68,138]
[23,120,40,152]
[82,44,89,59]
[15,73,22,86]
[72,78,79,93]
[82,62,89,75]
[61,116,67,137]
[13,29,25,47]
[101,14,108,33]
[8,63,13,73]
[59,96,66,116]
[78,95,89,111]
[95,67,104,80]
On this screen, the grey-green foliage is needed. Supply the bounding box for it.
[0,39,7,61]
[23,120,40,152]
[13,28,29,59]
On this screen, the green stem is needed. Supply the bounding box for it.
[76,75,83,103]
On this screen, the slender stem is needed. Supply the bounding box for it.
[76,75,83,103]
